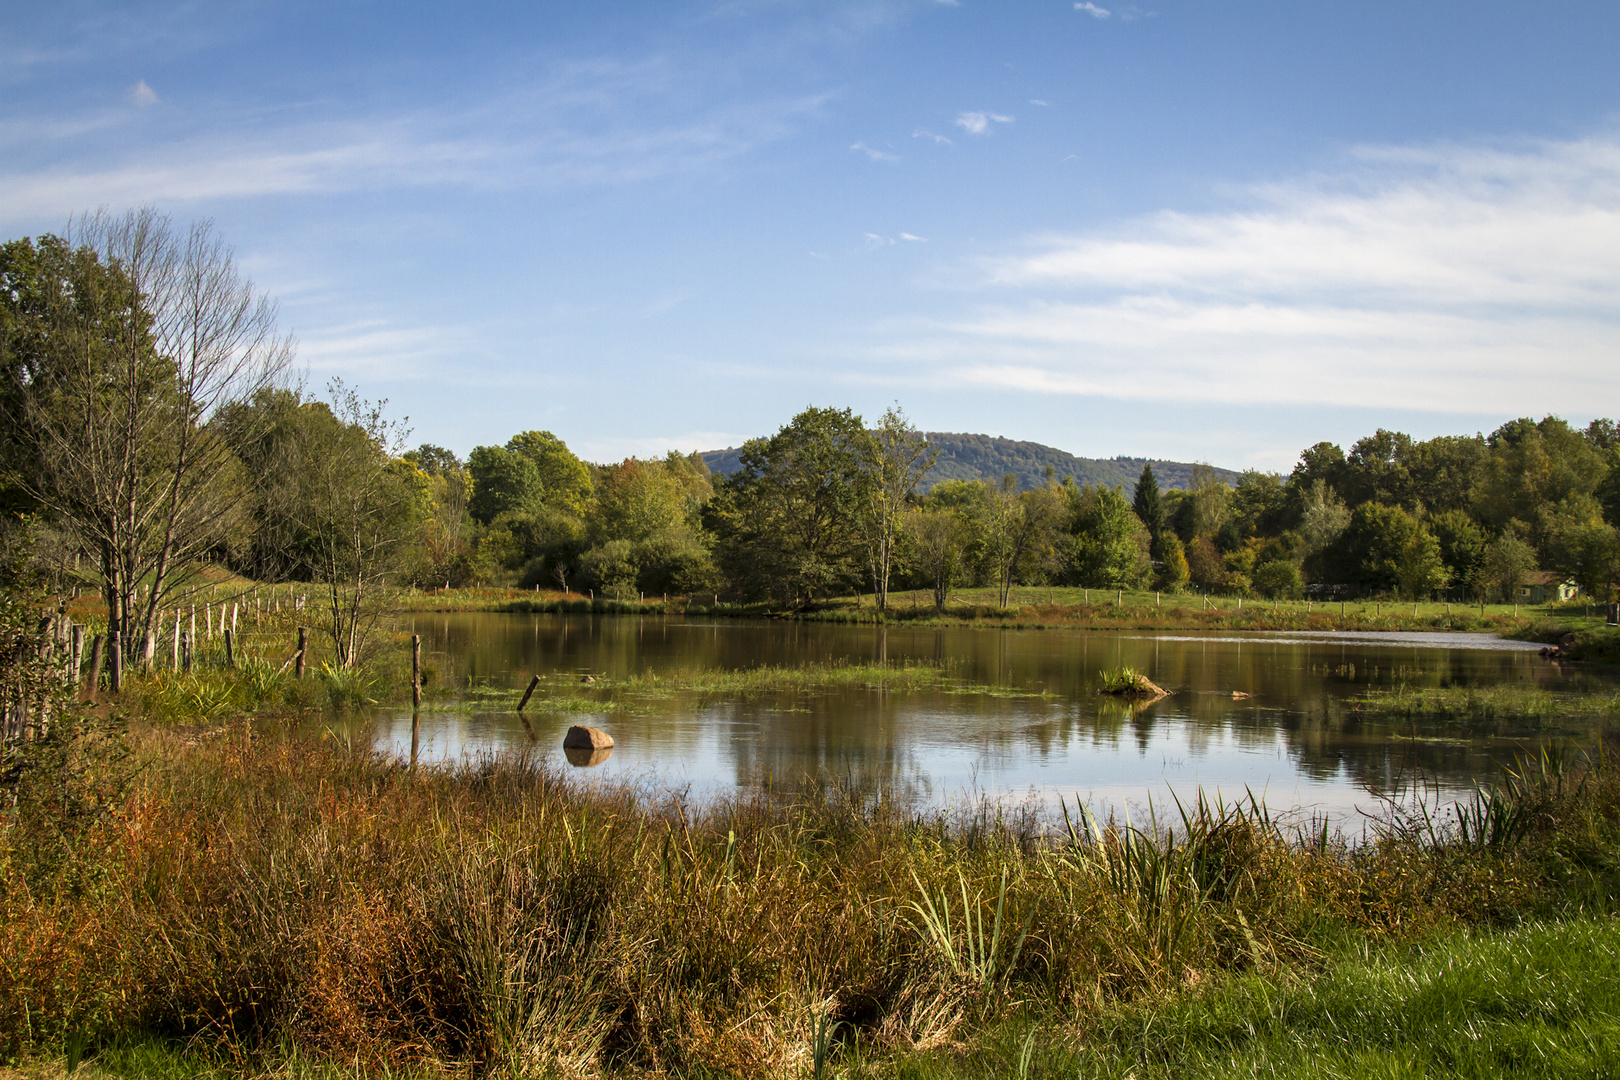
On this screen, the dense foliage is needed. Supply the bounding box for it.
[4,221,1618,618]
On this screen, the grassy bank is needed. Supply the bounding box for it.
[5,719,1620,1077]
[389,583,1620,645]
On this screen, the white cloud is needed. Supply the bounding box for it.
[912,128,952,145]
[1029,98,1050,107]
[877,134,1620,415]
[955,111,1012,136]
[900,232,927,242]
[127,79,158,107]
[850,140,899,163]
[862,232,895,249]
[1075,2,1111,18]
[0,61,828,224]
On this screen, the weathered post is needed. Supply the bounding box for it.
[296,626,308,679]
[411,634,422,709]
[85,635,104,697]
[108,629,122,693]
[224,628,235,668]
[517,675,540,712]
[181,632,192,673]
[172,612,182,670]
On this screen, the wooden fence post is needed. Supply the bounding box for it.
[296,627,308,679]
[108,629,122,693]
[85,635,104,697]
[411,634,422,709]
[224,628,235,668]
[182,632,192,673]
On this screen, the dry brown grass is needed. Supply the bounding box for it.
[2,721,1617,1077]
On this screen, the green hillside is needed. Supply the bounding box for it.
[701,432,1238,493]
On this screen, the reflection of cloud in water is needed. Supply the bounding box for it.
[375,614,1613,827]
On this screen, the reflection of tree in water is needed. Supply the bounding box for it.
[417,614,1605,805]
[718,694,936,808]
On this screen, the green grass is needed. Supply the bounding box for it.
[874,917,1620,1080]
[1352,682,1620,724]
[41,919,1620,1078]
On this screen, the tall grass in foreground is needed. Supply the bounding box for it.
[4,728,1620,1076]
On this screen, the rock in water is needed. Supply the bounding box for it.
[563,724,614,751]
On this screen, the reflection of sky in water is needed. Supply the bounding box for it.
[370,616,1617,828]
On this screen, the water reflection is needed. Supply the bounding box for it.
[373,613,1618,824]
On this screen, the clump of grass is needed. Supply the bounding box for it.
[1097,666,1168,698]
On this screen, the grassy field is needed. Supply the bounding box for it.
[5,710,1620,1078]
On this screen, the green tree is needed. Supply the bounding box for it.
[505,430,593,516]
[1156,534,1191,591]
[1476,417,1606,543]
[467,445,545,525]
[1068,485,1152,589]
[1230,470,1289,540]
[1341,429,1415,509]
[1325,503,1425,594]
[1429,510,1488,596]
[1253,560,1304,599]
[1395,528,1449,600]
[1482,533,1538,603]
[860,404,935,611]
[905,507,969,611]
[287,381,419,666]
[1132,463,1165,554]
[705,406,868,605]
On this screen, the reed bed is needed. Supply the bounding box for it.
[5,717,1620,1078]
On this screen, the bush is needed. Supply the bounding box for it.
[1253,560,1305,599]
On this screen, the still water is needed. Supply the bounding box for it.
[378,613,1615,825]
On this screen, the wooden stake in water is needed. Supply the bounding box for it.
[411,634,422,709]
[517,675,540,712]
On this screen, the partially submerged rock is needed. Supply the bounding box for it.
[563,724,614,751]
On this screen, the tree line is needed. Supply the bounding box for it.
[5,215,1619,663]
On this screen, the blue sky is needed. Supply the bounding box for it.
[4,1,1619,469]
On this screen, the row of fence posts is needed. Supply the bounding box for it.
[3,615,314,747]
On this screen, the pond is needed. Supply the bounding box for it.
[375,613,1617,826]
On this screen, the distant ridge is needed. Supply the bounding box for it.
[700,432,1239,494]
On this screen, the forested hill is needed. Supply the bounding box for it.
[701,433,1239,494]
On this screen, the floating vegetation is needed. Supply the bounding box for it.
[1353,682,1620,723]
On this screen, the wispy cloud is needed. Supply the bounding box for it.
[912,128,952,145]
[0,59,828,224]
[127,79,158,107]
[900,232,926,242]
[955,111,1012,136]
[1029,99,1050,107]
[878,134,1620,415]
[1074,3,1111,18]
[851,140,899,162]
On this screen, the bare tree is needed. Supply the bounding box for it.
[291,381,416,667]
[2,208,292,672]
[860,404,935,612]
